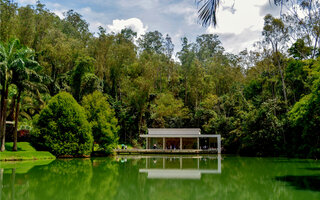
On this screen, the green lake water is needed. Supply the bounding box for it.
[0,155,319,200]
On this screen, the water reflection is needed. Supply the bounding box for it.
[0,156,319,200]
[137,155,221,179]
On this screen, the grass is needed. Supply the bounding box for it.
[0,142,55,161]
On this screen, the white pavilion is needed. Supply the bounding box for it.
[140,128,221,154]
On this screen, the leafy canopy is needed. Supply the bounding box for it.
[31,92,93,156]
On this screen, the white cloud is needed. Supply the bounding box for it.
[117,0,159,10]
[219,29,261,53]
[204,0,276,53]
[16,0,37,5]
[208,0,266,34]
[46,2,67,19]
[162,1,198,26]
[107,18,148,37]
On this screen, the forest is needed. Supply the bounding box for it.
[0,0,319,158]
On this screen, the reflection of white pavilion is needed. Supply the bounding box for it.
[139,155,221,179]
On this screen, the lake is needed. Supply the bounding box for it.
[0,155,319,200]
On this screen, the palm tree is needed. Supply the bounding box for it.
[0,39,18,152]
[0,39,40,151]
[196,0,294,27]
[10,48,42,151]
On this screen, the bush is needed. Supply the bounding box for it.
[31,92,93,156]
[82,91,119,153]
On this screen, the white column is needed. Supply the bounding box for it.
[163,137,165,150]
[217,135,221,154]
[180,137,182,150]
[146,138,148,149]
[217,154,221,173]
[197,137,200,150]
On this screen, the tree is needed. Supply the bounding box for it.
[0,0,17,42]
[16,5,36,47]
[120,28,137,42]
[82,91,119,153]
[0,39,36,151]
[289,61,320,159]
[288,39,313,60]
[31,92,93,156]
[164,34,174,58]
[195,34,224,62]
[283,1,320,58]
[9,41,42,151]
[150,92,189,128]
[62,9,91,43]
[71,56,102,102]
[137,31,164,54]
[262,14,289,106]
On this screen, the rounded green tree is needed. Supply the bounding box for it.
[32,92,93,157]
[82,91,119,153]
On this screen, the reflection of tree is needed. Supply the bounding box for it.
[86,158,120,200]
[11,169,15,200]
[198,157,320,199]
[1,157,319,200]
[0,158,121,200]
[26,159,93,200]
[114,158,148,200]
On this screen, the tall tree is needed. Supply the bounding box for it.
[0,39,37,151]
[137,31,164,54]
[10,46,42,151]
[0,0,17,42]
[262,14,289,106]
[164,34,174,58]
[71,56,102,102]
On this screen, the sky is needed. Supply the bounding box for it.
[16,0,281,55]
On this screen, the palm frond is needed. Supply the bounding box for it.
[8,39,20,58]
[196,0,220,27]
[0,44,7,60]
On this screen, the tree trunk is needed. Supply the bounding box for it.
[278,61,288,106]
[275,52,288,107]
[13,91,21,151]
[0,85,9,152]
[184,76,187,104]
[0,168,3,200]
[0,90,4,144]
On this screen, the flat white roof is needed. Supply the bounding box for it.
[140,134,220,138]
[148,128,200,135]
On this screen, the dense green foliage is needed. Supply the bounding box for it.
[31,92,93,156]
[288,59,320,157]
[82,91,119,153]
[0,1,319,158]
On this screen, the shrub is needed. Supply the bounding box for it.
[82,91,119,153]
[31,92,93,156]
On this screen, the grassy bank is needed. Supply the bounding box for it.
[0,142,56,161]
